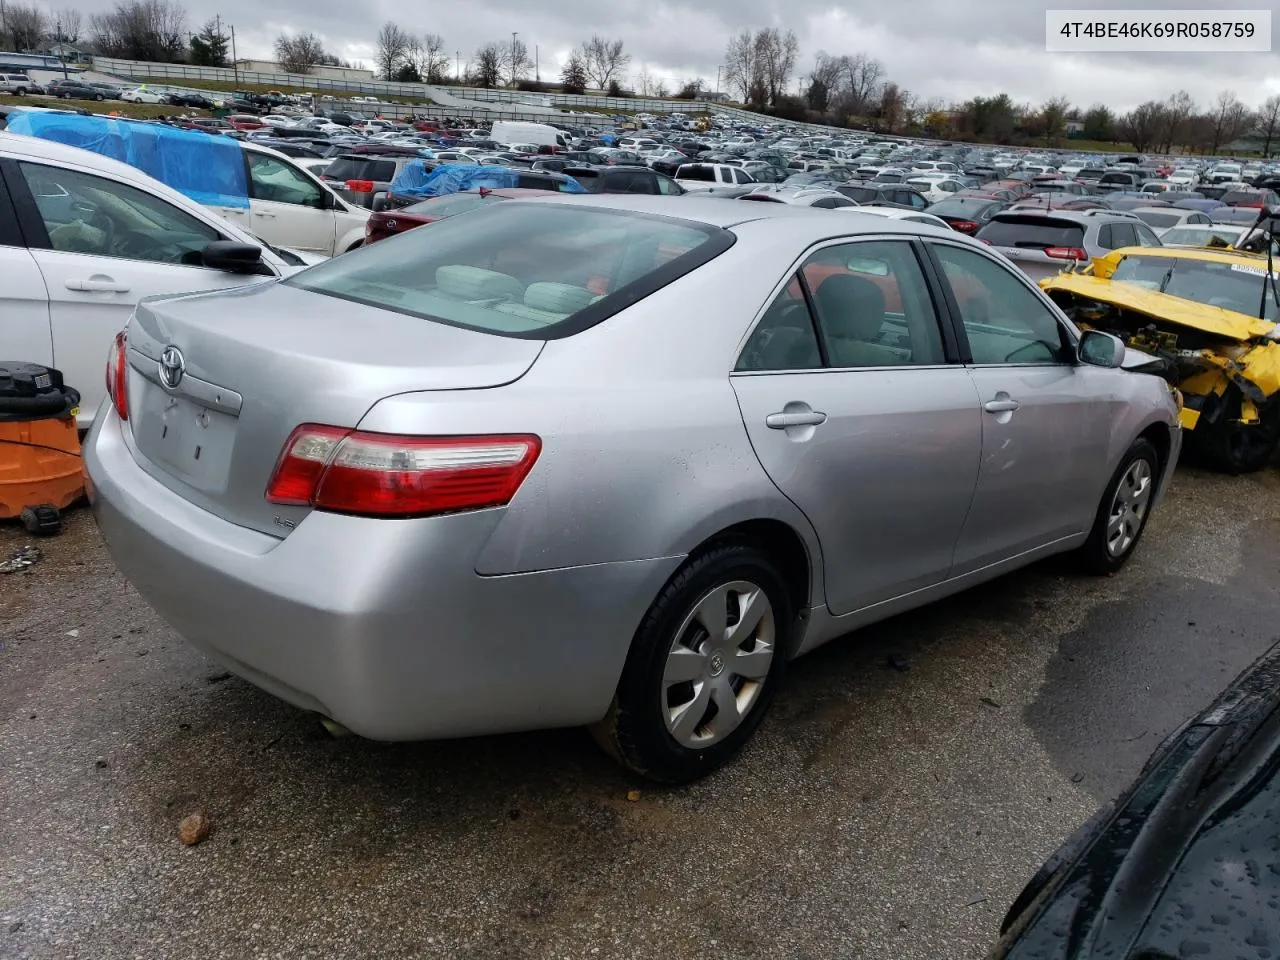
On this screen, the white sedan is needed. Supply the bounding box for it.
[120,87,165,104]
[905,175,966,204]
[838,204,953,230]
[1,131,312,425]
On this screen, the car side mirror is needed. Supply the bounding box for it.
[1078,329,1125,368]
[202,241,270,275]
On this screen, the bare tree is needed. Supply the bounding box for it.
[654,78,669,99]
[421,33,449,83]
[55,7,82,43]
[753,28,798,106]
[274,32,327,74]
[500,35,530,86]
[1257,94,1280,158]
[580,35,630,89]
[5,3,46,51]
[841,52,884,116]
[472,42,502,88]
[374,21,410,81]
[1119,100,1166,152]
[90,0,186,62]
[634,63,655,97]
[1205,90,1252,154]
[723,30,759,104]
[1157,90,1195,152]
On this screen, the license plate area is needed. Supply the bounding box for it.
[134,381,238,491]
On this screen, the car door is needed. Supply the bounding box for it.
[731,238,982,616]
[926,240,1116,574]
[0,167,53,370]
[8,158,278,425]
[244,151,337,255]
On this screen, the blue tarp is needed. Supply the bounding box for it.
[389,160,586,199]
[5,110,250,209]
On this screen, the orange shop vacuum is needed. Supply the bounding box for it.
[0,362,83,535]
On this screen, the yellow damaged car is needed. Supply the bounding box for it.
[1040,241,1280,473]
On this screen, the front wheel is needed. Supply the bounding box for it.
[1077,438,1159,575]
[14,87,26,96]
[590,543,793,784]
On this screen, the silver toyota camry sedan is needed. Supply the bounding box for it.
[85,195,1182,783]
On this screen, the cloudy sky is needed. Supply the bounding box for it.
[85,0,1280,110]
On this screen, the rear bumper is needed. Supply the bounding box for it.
[85,411,682,740]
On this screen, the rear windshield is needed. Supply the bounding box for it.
[1111,253,1277,321]
[677,166,716,182]
[927,198,998,217]
[837,186,881,203]
[325,158,398,182]
[287,203,732,338]
[975,216,1086,249]
[1159,226,1243,247]
[1133,210,1181,228]
[403,192,506,217]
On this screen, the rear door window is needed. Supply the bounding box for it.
[1110,223,1139,248]
[976,216,1086,250]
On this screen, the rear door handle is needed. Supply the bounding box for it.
[983,399,1021,413]
[65,278,130,293]
[766,410,827,428]
[254,211,277,219]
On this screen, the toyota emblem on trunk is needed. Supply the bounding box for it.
[159,345,185,390]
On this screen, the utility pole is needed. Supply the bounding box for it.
[55,16,68,78]
[230,24,239,84]
[456,50,460,82]
[535,45,539,83]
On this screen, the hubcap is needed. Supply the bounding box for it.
[661,580,775,749]
[1106,458,1153,557]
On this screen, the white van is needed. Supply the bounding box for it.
[489,120,570,151]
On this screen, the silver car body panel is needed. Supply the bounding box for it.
[84,195,1183,740]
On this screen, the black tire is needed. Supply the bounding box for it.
[1077,437,1160,575]
[590,543,793,784]
[1191,386,1280,474]
[94,93,104,101]
[14,87,26,96]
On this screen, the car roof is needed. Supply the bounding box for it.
[513,193,960,240]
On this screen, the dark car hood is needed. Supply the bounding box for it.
[1000,649,1280,960]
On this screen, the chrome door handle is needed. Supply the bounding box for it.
[983,399,1021,413]
[65,278,129,293]
[766,410,827,428]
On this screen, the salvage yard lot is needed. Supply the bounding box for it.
[3,462,1279,960]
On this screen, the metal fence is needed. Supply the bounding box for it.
[91,56,714,115]
[90,55,894,140]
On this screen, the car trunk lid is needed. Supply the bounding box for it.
[123,281,543,537]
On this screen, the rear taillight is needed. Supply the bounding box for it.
[950,220,979,232]
[265,425,541,518]
[105,330,128,421]
[1045,246,1088,261]
[345,179,375,193]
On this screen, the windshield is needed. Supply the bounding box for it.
[1133,211,1181,228]
[1110,253,1278,321]
[287,203,731,337]
[403,192,506,217]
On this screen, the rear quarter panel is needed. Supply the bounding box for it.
[356,221,827,590]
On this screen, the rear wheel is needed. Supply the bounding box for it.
[590,544,792,784]
[14,87,26,96]
[1192,386,1280,474]
[1077,438,1159,575]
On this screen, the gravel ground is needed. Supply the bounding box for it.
[2,462,1279,960]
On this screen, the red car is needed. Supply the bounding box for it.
[364,187,560,243]
[226,114,265,131]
